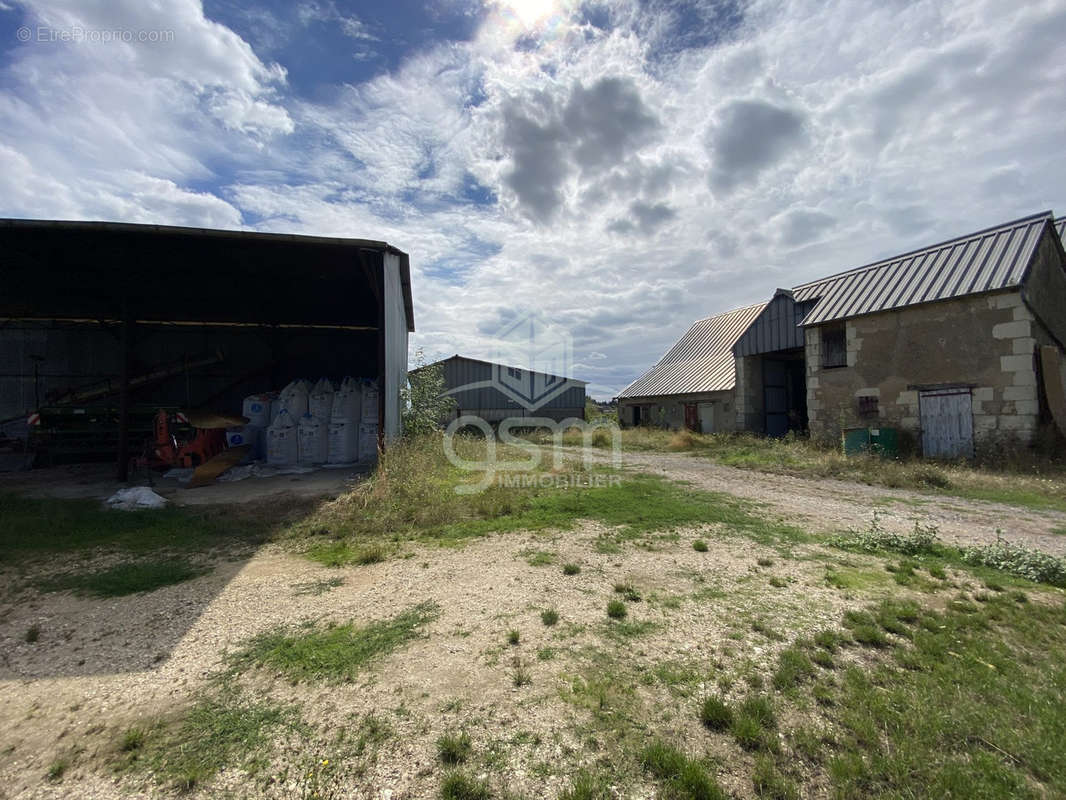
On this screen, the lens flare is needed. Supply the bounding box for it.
[499,0,556,28]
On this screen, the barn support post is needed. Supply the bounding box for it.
[116,304,134,482]
[377,275,387,453]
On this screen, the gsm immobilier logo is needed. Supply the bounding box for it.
[441,311,620,493]
[487,311,578,411]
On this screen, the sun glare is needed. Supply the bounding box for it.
[500,0,556,27]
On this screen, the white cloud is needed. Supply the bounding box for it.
[1,0,1064,398]
[296,1,377,41]
[0,0,291,222]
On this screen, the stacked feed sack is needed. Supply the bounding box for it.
[327,377,361,464]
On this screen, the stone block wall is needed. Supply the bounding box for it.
[805,290,1049,453]
[619,390,736,432]
[733,356,764,432]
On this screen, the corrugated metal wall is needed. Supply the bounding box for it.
[383,251,409,441]
[441,357,585,417]
[733,293,814,357]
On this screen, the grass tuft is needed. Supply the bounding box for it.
[692,539,708,552]
[606,599,627,620]
[540,608,559,627]
[437,731,472,765]
[731,695,777,752]
[512,656,532,687]
[699,695,733,731]
[559,769,612,800]
[440,770,492,800]
[613,582,642,602]
[752,754,798,800]
[229,602,438,683]
[46,757,68,781]
[772,648,815,691]
[640,740,726,800]
[121,688,294,790]
[562,563,582,576]
[306,541,388,567]
[120,727,146,752]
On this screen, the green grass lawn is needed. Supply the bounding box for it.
[38,558,207,597]
[0,492,281,563]
[823,593,1066,798]
[288,433,810,566]
[0,490,306,596]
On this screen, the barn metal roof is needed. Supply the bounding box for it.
[794,211,1055,327]
[1056,216,1065,242]
[618,302,767,399]
[0,217,415,331]
[420,354,588,386]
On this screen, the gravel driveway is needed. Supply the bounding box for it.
[583,448,1066,557]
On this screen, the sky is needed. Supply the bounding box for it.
[1,0,1064,399]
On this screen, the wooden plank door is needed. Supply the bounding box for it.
[698,402,715,434]
[920,388,973,459]
[684,403,699,432]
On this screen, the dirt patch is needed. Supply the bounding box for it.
[0,520,885,799]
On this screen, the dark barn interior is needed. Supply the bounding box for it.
[0,219,413,477]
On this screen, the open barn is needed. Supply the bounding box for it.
[0,219,413,479]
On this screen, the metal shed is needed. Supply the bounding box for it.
[0,219,414,477]
[427,355,586,423]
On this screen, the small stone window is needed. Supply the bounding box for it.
[857,395,879,416]
[821,324,846,368]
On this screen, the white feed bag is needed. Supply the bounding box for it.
[226,425,262,460]
[358,422,378,462]
[331,380,361,423]
[275,380,309,422]
[327,419,359,464]
[309,378,335,421]
[267,409,299,465]
[361,381,379,423]
[242,393,275,427]
[298,414,329,465]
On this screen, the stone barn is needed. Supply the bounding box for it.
[790,211,1066,457]
[617,303,766,432]
[619,211,1066,459]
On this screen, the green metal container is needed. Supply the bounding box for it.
[870,427,899,458]
[841,427,871,456]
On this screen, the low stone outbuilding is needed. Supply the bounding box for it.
[616,303,766,432]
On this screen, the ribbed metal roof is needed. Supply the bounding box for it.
[618,302,767,399]
[794,211,1055,327]
[1056,217,1065,242]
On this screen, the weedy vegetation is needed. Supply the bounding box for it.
[228,602,439,683]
